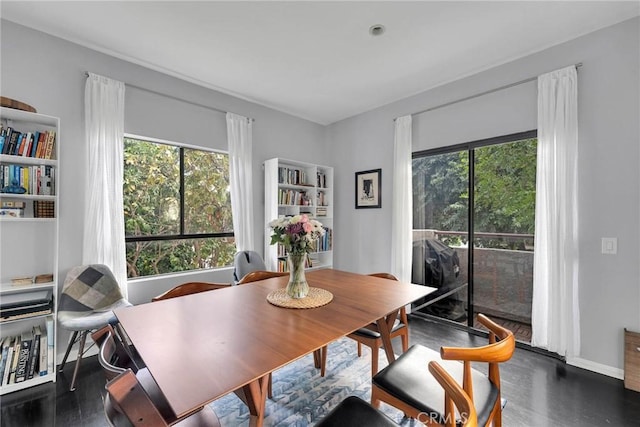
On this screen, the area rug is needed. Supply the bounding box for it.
[209,337,413,426]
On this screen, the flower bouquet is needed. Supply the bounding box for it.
[269,214,325,298]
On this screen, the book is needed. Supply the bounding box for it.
[2,127,12,154]
[0,337,9,385]
[44,131,55,159]
[7,131,20,156]
[35,131,47,158]
[2,337,15,385]
[30,131,40,157]
[0,127,6,154]
[22,132,33,157]
[14,331,32,383]
[39,332,47,376]
[46,317,54,374]
[28,326,41,380]
[8,337,21,384]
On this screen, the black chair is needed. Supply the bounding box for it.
[317,361,477,427]
[233,250,267,284]
[371,314,514,427]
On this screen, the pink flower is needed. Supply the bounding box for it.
[303,222,313,232]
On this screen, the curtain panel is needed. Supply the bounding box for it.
[226,113,254,252]
[532,66,580,357]
[83,73,128,297]
[391,115,413,283]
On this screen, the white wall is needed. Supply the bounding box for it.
[1,20,329,357]
[328,17,640,375]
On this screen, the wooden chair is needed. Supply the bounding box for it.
[151,281,230,302]
[315,361,477,427]
[371,314,515,427]
[236,270,288,284]
[105,369,220,427]
[344,272,410,377]
[91,325,141,381]
[95,326,220,426]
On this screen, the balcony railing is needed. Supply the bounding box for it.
[413,229,533,341]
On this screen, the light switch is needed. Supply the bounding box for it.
[601,237,617,255]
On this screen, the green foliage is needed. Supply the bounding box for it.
[123,138,236,278]
[413,138,537,250]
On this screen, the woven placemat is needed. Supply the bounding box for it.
[267,287,333,309]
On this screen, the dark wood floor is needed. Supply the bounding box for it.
[2,315,639,426]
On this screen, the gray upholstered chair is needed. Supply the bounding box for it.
[58,264,132,391]
[233,250,267,284]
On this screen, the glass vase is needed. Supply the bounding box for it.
[286,252,309,299]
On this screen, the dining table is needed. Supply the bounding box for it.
[114,268,436,426]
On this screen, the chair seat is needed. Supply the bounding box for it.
[372,344,498,426]
[58,298,132,331]
[350,319,403,339]
[315,396,398,427]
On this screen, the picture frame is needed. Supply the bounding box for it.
[355,168,381,209]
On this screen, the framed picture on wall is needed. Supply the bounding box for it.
[355,168,381,209]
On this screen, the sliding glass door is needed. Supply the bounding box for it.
[412,132,537,341]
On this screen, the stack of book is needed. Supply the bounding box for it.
[0,290,53,322]
[0,319,54,385]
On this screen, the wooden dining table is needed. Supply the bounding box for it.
[114,268,436,426]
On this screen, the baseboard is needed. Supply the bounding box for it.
[567,356,624,380]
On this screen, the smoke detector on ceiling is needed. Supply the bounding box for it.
[369,24,386,36]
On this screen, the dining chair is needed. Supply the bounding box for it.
[233,250,267,284]
[344,272,409,377]
[58,264,132,391]
[91,325,141,382]
[371,313,515,427]
[151,281,231,302]
[316,361,477,427]
[104,369,221,427]
[95,326,220,426]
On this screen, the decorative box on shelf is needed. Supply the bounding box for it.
[33,201,54,218]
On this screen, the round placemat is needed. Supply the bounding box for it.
[267,287,333,309]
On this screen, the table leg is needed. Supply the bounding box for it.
[376,308,400,364]
[235,374,269,427]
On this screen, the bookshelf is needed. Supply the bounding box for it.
[264,158,333,272]
[0,107,59,394]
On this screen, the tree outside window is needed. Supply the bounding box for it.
[123,137,236,278]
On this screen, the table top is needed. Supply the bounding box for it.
[114,269,435,418]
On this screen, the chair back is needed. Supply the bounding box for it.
[92,325,137,381]
[105,368,221,427]
[152,282,230,302]
[440,313,515,404]
[428,361,478,427]
[233,251,267,283]
[237,270,288,284]
[368,273,407,323]
[59,264,125,313]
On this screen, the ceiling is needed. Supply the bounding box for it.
[2,1,639,125]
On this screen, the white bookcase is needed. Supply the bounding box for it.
[0,107,59,394]
[264,158,333,272]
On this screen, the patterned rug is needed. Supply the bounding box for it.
[209,337,413,426]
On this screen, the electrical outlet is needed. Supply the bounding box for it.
[601,237,617,255]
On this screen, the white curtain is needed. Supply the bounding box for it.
[226,112,254,252]
[391,115,413,283]
[531,66,579,357]
[83,73,128,297]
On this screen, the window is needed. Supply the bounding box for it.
[123,136,236,278]
[411,131,537,340]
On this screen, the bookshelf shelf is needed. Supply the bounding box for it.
[264,158,334,272]
[0,107,59,394]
